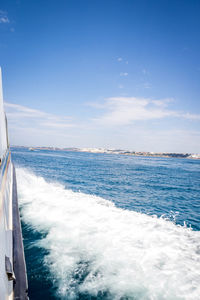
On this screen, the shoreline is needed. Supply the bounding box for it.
[11,146,200,160]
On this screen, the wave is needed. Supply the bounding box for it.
[16,168,200,300]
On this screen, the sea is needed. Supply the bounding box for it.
[11,147,200,300]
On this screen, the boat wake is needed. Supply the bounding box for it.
[17,168,200,300]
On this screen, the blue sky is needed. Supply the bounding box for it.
[0,0,200,152]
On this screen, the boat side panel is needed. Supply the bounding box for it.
[0,153,13,300]
[12,165,28,300]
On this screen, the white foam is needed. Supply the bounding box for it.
[17,168,200,299]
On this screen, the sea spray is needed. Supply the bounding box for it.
[17,168,200,300]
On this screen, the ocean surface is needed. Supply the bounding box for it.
[11,147,200,300]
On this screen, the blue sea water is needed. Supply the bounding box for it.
[11,147,200,300]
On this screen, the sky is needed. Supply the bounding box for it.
[0,0,200,153]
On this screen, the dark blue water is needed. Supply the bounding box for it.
[12,147,200,300]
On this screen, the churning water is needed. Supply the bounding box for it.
[12,148,200,299]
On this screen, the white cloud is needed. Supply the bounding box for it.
[142,69,148,75]
[117,57,122,62]
[5,102,74,130]
[182,113,200,120]
[120,72,128,76]
[151,99,173,107]
[0,11,9,24]
[143,82,151,89]
[5,102,47,117]
[40,121,74,128]
[4,102,79,147]
[118,84,124,89]
[93,97,200,126]
[4,99,200,152]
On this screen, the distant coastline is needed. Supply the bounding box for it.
[11,146,200,160]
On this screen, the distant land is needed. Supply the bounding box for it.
[11,146,200,159]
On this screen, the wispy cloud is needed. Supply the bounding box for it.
[143,82,151,89]
[0,10,9,24]
[151,99,173,107]
[118,84,124,89]
[182,113,200,120]
[142,69,148,75]
[117,57,129,65]
[4,99,200,152]
[120,72,128,76]
[5,102,47,118]
[92,97,200,126]
[5,102,75,130]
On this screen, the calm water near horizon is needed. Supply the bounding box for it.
[12,147,200,300]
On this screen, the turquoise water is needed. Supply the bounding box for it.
[12,147,200,300]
